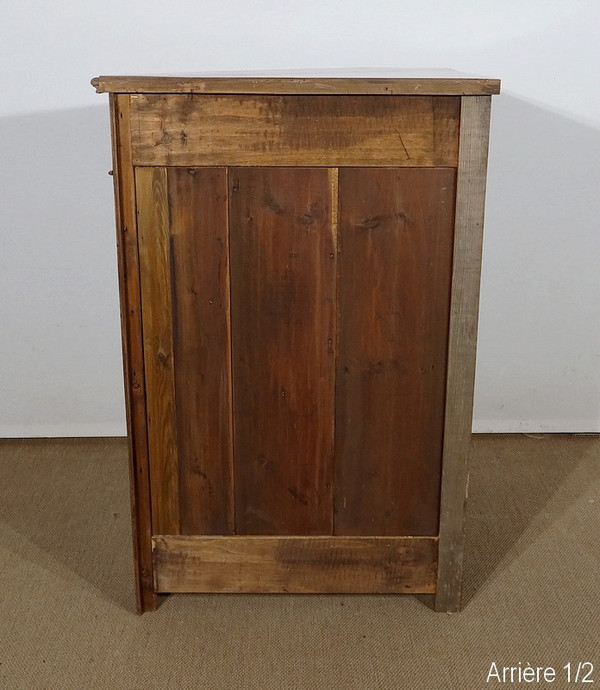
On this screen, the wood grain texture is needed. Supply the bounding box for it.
[229,168,336,535]
[136,167,180,536]
[92,74,500,96]
[109,94,156,613]
[129,95,460,167]
[335,168,456,536]
[99,77,498,609]
[153,535,438,593]
[435,96,492,612]
[167,168,234,535]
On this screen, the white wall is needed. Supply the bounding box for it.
[1,0,599,436]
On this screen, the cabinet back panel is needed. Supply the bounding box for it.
[129,95,459,168]
[335,167,456,536]
[137,166,455,538]
[229,168,337,535]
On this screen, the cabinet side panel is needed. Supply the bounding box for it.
[435,96,492,612]
[136,167,181,536]
[335,167,456,536]
[229,167,336,535]
[168,168,234,535]
[109,95,156,612]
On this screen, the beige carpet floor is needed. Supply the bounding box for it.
[0,434,598,689]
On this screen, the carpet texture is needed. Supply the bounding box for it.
[0,435,598,689]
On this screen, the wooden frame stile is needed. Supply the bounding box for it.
[109,93,156,612]
[435,96,492,612]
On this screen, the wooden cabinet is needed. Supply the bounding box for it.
[92,72,500,613]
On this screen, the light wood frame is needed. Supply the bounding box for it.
[435,96,492,611]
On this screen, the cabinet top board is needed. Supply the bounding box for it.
[91,69,500,96]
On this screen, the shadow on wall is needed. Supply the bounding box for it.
[0,105,126,437]
[475,94,600,432]
[0,96,599,436]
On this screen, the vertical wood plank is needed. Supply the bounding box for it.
[168,168,234,535]
[335,167,456,537]
[136,167,180,536]
[435,96,492,612]
[109,94,156,612]
[229,167,336,535]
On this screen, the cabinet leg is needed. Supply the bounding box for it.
[138,586,158,614]
[434,582,462,612]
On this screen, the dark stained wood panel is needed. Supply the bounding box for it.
[335,167,456,536]
[167,168,234,535]
[129,95,460,167]
[136,167,180,536]
[229,167,336,535]
[153,535,438,593]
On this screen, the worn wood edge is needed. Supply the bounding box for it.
[435,96,492,612]
[329,167,340,536]
[152,535,438,594]
[110,94,156,613]
[328,168,339,253]
[92,75,500,95]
